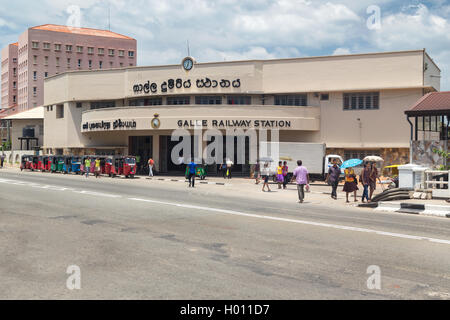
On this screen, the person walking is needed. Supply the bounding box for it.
[369,162,381,201]
[261,162,271,192]
[220,161,227,179]
[148,157,154,177]
[187,159,197,188]
[0,153,5,168]
[254,162,261,184]
[292,160,309,203]
[326,159,341,200]
[94,158,101,178]
[276,161,284,189]
[282,161,289,189]
[226,158,233,179]
[343,167,358,203]
[360,162,371,203]
[84,157,91,178]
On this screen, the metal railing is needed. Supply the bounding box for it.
[422,170,450,198]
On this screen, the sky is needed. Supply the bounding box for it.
[0,0,449,89]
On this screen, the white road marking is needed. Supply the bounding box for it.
[129,197,450,245]
[75,190,122,198]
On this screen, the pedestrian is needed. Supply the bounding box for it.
[94,158,101,178]
[276,161,284,189]
[187,159,197,188]
[343,167,358,203]
[84,157,91,178]
[148,157,154,177]
[360,162,371,203]
[369,162,381,201]
[282,161,289,189]
[254,162,261,184]
[261,162,271,192]
[326,159,341,200]
[292,160,309,203]
[226,158,233,179]
[0,153,5,168]
[220,160,227,179]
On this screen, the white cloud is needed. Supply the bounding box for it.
[333,47,351,55]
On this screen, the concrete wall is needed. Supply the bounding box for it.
[10,118,43,150]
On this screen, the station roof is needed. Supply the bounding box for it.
[3,106,44,120]
[405,91,450,116]
[31,24,135,40]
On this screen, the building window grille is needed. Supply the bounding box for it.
[195,96,222,105]
[343,92,379,110]
[167,96,190,105]
[275,95,307,106]
[227,96,251,105]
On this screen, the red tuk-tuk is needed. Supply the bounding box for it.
[105,156,119,177]
[42,156,56,172]
[30,155,40,171]
[121,156,137,178]
[20,155,33,171]
[37,156,47,171]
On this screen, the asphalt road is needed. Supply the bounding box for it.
[0,170,449,299]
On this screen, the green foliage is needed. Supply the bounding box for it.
[0,140,11,151]
[432,148,450,170]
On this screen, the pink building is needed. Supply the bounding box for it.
[1,24,137,113]
[1,43,18,111]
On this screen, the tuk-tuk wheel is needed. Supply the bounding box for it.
[20,168,23,171]
[130,175,134,179]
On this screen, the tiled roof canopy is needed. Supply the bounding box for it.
[405,91,450,116]
[31,24,135,40]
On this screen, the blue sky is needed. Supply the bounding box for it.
[1,0,449,89]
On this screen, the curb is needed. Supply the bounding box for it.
[360,201,450,218]
[146,177,231,186]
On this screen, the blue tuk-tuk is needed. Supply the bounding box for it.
[70,156,82,174]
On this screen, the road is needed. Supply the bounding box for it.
[0,169,449,299]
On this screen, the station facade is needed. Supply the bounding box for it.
[43,49,440,174]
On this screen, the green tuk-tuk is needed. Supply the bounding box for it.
[185,164,207,180]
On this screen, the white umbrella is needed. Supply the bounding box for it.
[363,155,384,162]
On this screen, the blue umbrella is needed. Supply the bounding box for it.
[341,159,363,169]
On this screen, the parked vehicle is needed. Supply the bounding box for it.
[185,164,207,180]
[259,142,344,182]
[120,156,137,178]
[70,156,82,174]
[20,155,33,171]
[104,156,119,177]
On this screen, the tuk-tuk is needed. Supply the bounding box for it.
[70,156,82,174]
[381,165,400,189]
[31,155,40,171]
[105,156,119,177]
[185,163,207,180]
[120,156,136,178]
[37,156,46,171]
[20,155,33,171]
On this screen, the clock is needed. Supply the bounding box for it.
[182,57,194,71]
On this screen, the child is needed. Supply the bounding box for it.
[276,161,284,189]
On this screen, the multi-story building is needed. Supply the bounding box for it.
[1,43,18,111]
[43,50,441,174]
[1,24,137,113]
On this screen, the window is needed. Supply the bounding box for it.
[32,41,39,49]
[66,45,72,52]
[275,95,307,106]
[13,68,16,76]
[109,61,114,68]
[344,150,380,161]
[90,101,115,110]
[88,60,92,68]
[13,81,16,89]
[128,51,135,58]
[43,42,50,50]
[55,44,61,51]
[129,98,163,106]
[98,48,104,55]
[56,57,60,67]
[167,96,190,105]
[76,102,82,108]
[13,95,16,103]
[33,87,37,96]
[99,61,103,69]
[56,104,64,118]
[108,49,114,56]
[13,58,17,63]
[227,96,251,105]
[119,63,123,67]
[343,92,379,110]
[44,56,48,66]
[320,93,329,101]
[118,50,125,57]
[88,47,94,54]
[76,46,83,53]
[33,55,37,64]
[33,71,37,80]
[78,59,82,68]
[44,72,48,78]
[195,96,222,105]
[67,58,71,67]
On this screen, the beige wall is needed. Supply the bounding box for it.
[11,118,43,150]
